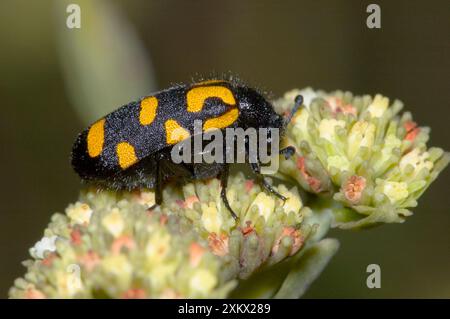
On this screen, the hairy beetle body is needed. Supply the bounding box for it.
[72,79,302,218]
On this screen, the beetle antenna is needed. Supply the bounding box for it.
[284,95,303,128]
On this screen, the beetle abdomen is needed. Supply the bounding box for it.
[72,80,241,185]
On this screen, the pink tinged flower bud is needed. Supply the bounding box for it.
[185,195,200,209]
[326,97,357,116]
[160,289,182,299]
[271,227,304,256]
[208,233,229,257]
[78,251,101,272]
[343,175,367,204]
[111,235,136,255]
[176,195,200,209]
[403,121,420,142]
[176,199,185,208]
[189,242,206,267]
[25,288,46,299]
[241,221,255,237]
[41,253,56,267]
[70,229,82,246]
[296,156,322,192]
[245,180,254,192]
[121,288,147,299]
[159,214,168,225]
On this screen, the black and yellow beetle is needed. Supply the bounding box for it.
[71,79,303,218]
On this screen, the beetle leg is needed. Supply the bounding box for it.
[283,94,303,127]
[250,162,287,201]
[148,159,163,212]
[280,146,295,159]
[155,158,163,205]
[220,164,239,220]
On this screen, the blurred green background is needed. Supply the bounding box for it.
[0,0,448,298]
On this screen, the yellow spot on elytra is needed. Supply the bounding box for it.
[87,119,105,158]
[117,142,138,169]
[186,86,236,113]
[165,119,190,144]
[203,107,239,131]
[139,96,158,125]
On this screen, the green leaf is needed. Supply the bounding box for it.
[274,238,339,299]
[56,0,156,124]
[228,255,295,299]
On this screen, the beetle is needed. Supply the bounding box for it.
[71,79,303,219]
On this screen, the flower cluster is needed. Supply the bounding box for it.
[275,88,449,228]
[10,174,312,298]
[10,88,447,298]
